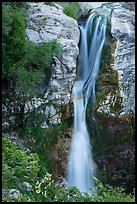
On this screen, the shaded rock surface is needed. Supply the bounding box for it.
[97,141,135,193]
[90,112,135,192]
[48,131,72,180]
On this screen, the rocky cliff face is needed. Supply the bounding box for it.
[25,2,79,126]
[2,2,135,129]
[2,2,80,130]
[111,3,135,115]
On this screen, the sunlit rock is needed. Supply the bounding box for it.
[25,2,80,125]
[111,4,135,114]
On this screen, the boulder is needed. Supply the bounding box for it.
[79,2,112,18]
[26,2,79,44]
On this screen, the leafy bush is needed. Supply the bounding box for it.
[2,3,26,79]
[34,172,135,202]
[2,137,40,202]
[92,177,135,202]
[2,136,135,202]
[16,122,68,176]
[2,2,62,96]
[11,40,61,96]
[44,2,56,7]
[2,137,40,187]
[35,172,83,202]
[63,3,80,20]
[16,122,68,152]
[2,4,13,38]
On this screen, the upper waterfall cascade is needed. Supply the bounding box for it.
[67,13,106,194]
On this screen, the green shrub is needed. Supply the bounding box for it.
[35,172,82,202]
[16,122,68,158]
[34,172,135,202]
[7,39,61,96]
[2,2,62,96]
[44,2,56,7]
[2,4,13,38]
[24,40,61,72]
[2,136,135,202]
[2,3,26,79]
[16,122,68,176]
[63,2,80,20]
[92,177,135,202]
[2,137,40,202]
[2,137,40,187]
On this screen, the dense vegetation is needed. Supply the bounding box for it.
[2,137,39,202]
[2,137,134,202]
[15,121,69,176]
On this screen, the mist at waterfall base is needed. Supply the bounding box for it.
[67,13,106,195]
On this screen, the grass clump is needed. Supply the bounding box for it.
[63,2,80,20]
[44,2,56,7]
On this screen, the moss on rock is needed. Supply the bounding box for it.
[95,37,122,116]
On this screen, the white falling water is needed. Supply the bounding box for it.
[67,13,106,194]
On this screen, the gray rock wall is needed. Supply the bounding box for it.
[25,2,80,126]
[111,3,135,114]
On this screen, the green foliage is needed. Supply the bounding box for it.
[16,122,68,176]
[92,177,135,202]
[2,2,27,39]
[2,3,26,79]
[34,172,135,202]
[2,137,40,187]
[44,2,56,7]
[63,2,80,20]
[16,125,45,140]
[2,137,40,202]
[14,65,45,95]
[6,39,61,96]
[2,4,13,38]
[4,2,28,9]
[24,40,61,72]
[16,121,68,148]
[18,122,67,147]
[2,2,62,96]
[2,136,135,202]
[35,172,84,202]
[22,39,62,95]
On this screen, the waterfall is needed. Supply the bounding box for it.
[67,13,106,194]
